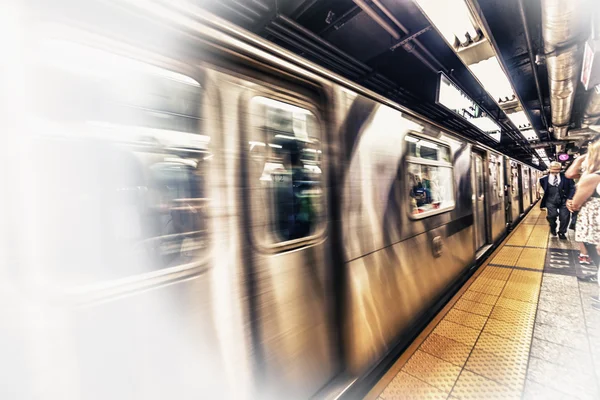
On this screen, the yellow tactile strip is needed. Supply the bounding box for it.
[379,371,447,400]
[368,206,548,400]
[490,246,523,267]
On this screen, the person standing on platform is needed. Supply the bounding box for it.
[539,161,576,240]
[566,153,594,270]
[567,140,600,310]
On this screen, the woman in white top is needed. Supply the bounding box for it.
[567,140,600,311]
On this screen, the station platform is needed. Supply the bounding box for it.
[366,207,600,400]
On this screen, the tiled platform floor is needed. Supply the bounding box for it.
[367,207,600,400]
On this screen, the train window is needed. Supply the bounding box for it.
[31,40,209,284]
[405,135,454,216]
[489,154,503,198]
[511,163,519,194]
[406,136,451,162]
[35,40,202,133]
[248,96,324,245]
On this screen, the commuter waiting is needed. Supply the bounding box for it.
[567,140,600,309]
[539,161,575,240]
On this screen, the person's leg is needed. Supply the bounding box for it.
[546,203,558,235]
[584,243,599,266]
[558,205,570,234]
[593,245,600,309]
[579,242,591,264]
[579,242,589,257]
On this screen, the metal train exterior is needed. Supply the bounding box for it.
[9,1,542,399]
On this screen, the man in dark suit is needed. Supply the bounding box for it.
[539,161,576,240]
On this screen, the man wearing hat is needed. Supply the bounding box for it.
[539,161,576,240]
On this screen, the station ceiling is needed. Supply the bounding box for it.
[197,0,598,168]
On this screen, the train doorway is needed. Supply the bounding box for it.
[472,152,487,251]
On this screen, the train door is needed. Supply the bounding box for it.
[508,160,521,224]
[517,164,525,214]
[241,83,336,398]
[522,167,531,210]
[472,152,487,250]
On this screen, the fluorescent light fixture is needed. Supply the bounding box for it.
[405,136,420,143]
[521,129,539,142]
[268,143,283,149]
[532,158,539,166]
[507,111,533,131]
[414,0,478,46]
[468,56,515,102]
[508,111,528,127]
[418,0,547,146]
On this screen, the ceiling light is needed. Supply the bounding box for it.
[414,0,478,46]
[507,111,528,127]
[507,110,533,132]
[467,56,515,102]
[520,129,538,141]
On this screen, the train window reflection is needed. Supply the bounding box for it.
[406,136,454,216]
[31,41,208,284]
[408,164,454,215]
[249,97,324,244]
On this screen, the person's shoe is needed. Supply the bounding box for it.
[550,228,557,236]
[591,295,600,304]
[579,255,591,264]
[558,233,567,240]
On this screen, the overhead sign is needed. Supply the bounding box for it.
[436,73,501,142]
[581,39,600,91]
[558,153,570,161]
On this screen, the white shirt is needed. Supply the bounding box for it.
[548,173,561,186]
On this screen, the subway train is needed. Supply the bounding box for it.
[6,1,543,399]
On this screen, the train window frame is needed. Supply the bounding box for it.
[30,27,213,286]
[405,133,456,219]
[245,90,327,252]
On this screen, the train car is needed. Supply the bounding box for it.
[8,1,541,399]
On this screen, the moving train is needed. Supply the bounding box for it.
[6,1,542,399]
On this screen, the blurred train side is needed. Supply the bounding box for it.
[5,1,542,399]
